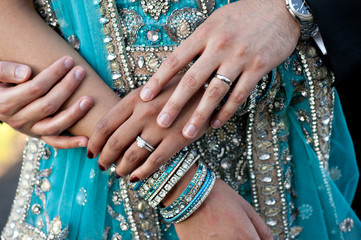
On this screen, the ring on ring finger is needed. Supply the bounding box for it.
[136,136,155,152]
[215,73,232,86]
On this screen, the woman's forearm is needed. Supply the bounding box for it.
[0,0,119,137]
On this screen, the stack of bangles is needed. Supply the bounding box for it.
[129,150,216,223]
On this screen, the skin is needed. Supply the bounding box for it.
[0,58,93,149]
[88,0,301,185]
[0,0,297,238]
[87,77,272,239]
[141,0,300,138]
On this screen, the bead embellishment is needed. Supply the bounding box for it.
[339,218,354,232]
[4,1,346,240]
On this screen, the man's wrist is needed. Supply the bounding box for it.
[285,0,318,40]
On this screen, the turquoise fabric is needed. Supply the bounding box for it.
[21,0,361,239]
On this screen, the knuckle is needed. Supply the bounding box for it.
[62,78,77,91]
[44,125,61,136]
[207,85,224,100]
[9,119,25,130]
[219,108,233,120]
[181,73,198,89]
[107,137,122,151]
[29,82,46,96]
[215,35,232,51]
[252,54,266,71]
[166,99,181,113]
[50,64,65,79]
[235,43,250,57]
[163,53,179,69]
[0,103,12,115]
[230,90,247,105]
[95,118,111,135]
[124,150,140,165]
[193,109,206,122]
[40,102,57,115]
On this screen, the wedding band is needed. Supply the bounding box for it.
[136,136,155,152]
[215,73,232,86]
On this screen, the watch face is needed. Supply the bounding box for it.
[291,0,311,15]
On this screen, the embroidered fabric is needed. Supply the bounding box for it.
[1,0,361,239]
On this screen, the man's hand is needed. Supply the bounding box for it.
[139,0,300,139]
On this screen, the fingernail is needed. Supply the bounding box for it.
[130,175,139,183]
[80,98,92,111]
[158,113,170,127]
[64,57,74,69]
[183,124,196,138]
[15,66,29,80]
[212,119,222,129]
[78,142,87,148]
[87,151,94,159]
[98,164,105,171]
[75,68,86,81]
[140,87,152,101]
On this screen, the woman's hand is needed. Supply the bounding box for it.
[0,57,94,149]
[87,75,208,180]
[175,179,272,240]
[139,0,300,139]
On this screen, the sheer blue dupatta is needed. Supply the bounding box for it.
[43,0,117,239]
[288,91,361,239]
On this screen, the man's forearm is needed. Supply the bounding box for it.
[0,0,119,137]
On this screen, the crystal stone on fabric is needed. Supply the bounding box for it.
[2,1,342,240]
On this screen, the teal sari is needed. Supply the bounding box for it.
[2,0,360,239]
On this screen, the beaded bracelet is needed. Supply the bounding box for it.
[137,151,186,198]
[160,162,207,218]
[162,168,216,223]
[148,152,199,208]
[143,152,187,200]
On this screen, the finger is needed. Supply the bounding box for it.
[156,53,219,129]
[15,66,85,127]
[140,35,204,102]
[87,93,135,159]
[181,69,238,139]
[0,61,31,84]
[41,135,89,149]
[31,96,93,136]
[97,117,143,171]
[211,70,260,129]
[115,135,160,178]
[130,136,186,181]
[2,56,74,114]
[239,197,273,240]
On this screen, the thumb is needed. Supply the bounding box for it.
[0,61,32,84]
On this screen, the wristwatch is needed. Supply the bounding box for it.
[285,0,318,40]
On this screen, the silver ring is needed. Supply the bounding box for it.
[136,136,155,152]
[215,73,232,86]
